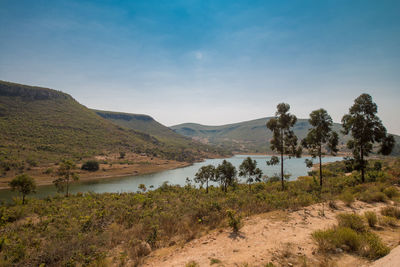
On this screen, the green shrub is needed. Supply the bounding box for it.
[226,209,242,233]
[364,211,377,228]
[381,206,400,219]
[185,260,199,267]
[340,191,355,206]
[337,213,367,232]
[383,187,399,199]
[379,216,398,227]
[312,227,361,252]
[210,258,221,265]
[312,227,389,259]
[360,232,390,260]
[81,160,100,172]
[359,191,387,203]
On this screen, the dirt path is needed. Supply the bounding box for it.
[142,201,400,267]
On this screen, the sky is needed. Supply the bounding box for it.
[1,0,400,134]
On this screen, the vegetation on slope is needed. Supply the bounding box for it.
[0,158,399,266]
[171,118,400,155]
[0,81,227,176]
[94,109,226,156]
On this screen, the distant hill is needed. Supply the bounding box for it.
[171,118,400,155]
[0,81,224,171]
[94,109,226,154]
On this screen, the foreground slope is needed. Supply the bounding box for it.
[171,118,400,154]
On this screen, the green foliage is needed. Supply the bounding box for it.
[53,159,79,197]
[266,103,302,190]
[215,160,237,192]
[342,94,395,182]
[210,258,222,265]
[302,108,338,186]
[364,211,378,227]
[9,174,36,204]
[185,261,199,267]
[226,209,242,233]
[383,186,399,199]
[337,213,367,232]
[194,165,216,193]
[239,157,263,190]
[340,191,355,207]
[312,225,389,259]
[81,160,100,172]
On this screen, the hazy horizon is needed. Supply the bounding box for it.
[1,0,399,134]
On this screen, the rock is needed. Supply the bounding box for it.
[288,263,293,267]
[335,248,343,254]
[139,241,152,256]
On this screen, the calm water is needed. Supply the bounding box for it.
[0,155,342,202]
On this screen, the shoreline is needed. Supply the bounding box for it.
[0,153,347,190]
[0,159,192,190]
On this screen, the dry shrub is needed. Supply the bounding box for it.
[364,211,377,228]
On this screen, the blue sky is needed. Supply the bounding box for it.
[1,0,400,134]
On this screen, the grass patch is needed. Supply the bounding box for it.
[381,206,400,219]
[337,213,367,232]
[210,258,222,265]
[364,211,378,228]
[312,225,389,259]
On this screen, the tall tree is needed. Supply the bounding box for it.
[342,94,395,182]
[53,159,79,197]
[215,160,237,192]
[302,109,339,187]
[194,165,216,193]
[239,157,263,191]
[266,103,302,190]
[9,174,36,204]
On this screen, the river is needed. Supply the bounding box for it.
[0,155,343,202]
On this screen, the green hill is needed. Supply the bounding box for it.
[94,109,227,155]
[0,81,224,173]
[171,118,400,155]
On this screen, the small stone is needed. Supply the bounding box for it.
[335,248,343,253]
[233,249,239,253]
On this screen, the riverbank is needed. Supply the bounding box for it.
[0,153,192,190]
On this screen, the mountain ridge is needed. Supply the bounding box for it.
[171,117,400,155]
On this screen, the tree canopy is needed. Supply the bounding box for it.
[266,103,302,190]
[194,164,216,193]
[342,94,395,182]
[215,160,237,192]
[9,174,36,204]
[302,108,338,186]
[239,157,263,191]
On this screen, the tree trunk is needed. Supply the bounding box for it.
[66,180,69,197]
[22,194,25,205]
[206,179,208,194]
[281,151,284,190]
[361,148,365,183]
[319,145,323,187]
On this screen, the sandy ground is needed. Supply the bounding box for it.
[366,245,400,267]
[0,153,191,189]
[142,201,400,267]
